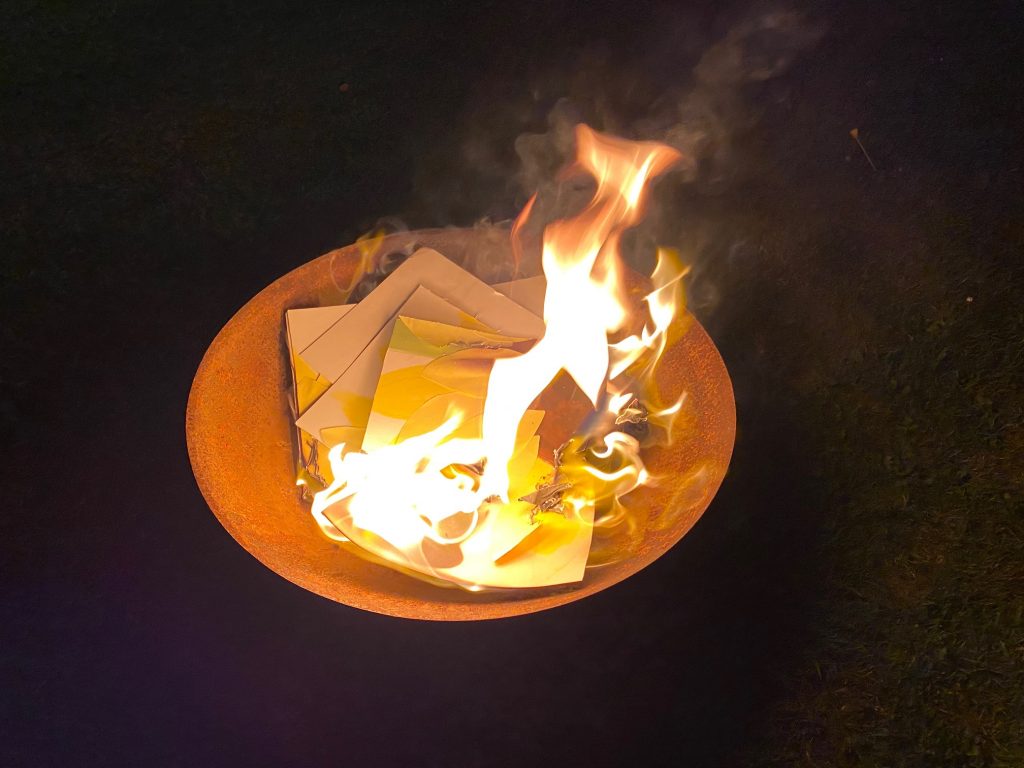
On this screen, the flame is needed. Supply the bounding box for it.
[312,125,689,588]
[510,193,536,277]
[330,228,386,297]
[312,416,480,549]
[480,127,682,499]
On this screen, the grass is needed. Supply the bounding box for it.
[741,211,1024,766]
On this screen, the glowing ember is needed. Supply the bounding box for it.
[309,124,687,589]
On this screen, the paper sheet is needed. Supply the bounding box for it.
[300,248,546,383]
[286,304,354,489]
[292,269,546,448]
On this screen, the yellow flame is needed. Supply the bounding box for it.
[480,126,682,499]
[312,125,691,588]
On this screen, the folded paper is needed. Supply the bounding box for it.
[285,274,544,482]
[286,304,354,490]
[292,265,546,448]
[300,248,546,382]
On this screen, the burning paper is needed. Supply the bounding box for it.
[288,124,686,591]
[294,251,545,447]
[286,276,545,483]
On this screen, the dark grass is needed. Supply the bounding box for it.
[738,209,1024,766]
[2,1,1023,766]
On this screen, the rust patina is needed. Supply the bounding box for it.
[185,228,736,620]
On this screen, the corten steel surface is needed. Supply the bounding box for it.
[186,228,736,620]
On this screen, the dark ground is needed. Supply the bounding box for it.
[2,1,1023,766]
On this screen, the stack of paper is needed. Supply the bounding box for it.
[285,248,594,589]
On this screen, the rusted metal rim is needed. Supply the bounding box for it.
[186,228,735,620]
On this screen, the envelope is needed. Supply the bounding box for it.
[286,304,355,490]
[300,248,546,382]
[285,304,353,415]
[285,272,545,485]
[320,314,594,588]
[292,259,546,448]
[285,274,545,417]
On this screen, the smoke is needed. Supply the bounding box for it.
[406,6,824,306]
[513,9,825,204]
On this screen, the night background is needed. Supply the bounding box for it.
[3,1,1023,765]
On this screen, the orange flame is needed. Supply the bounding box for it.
[312,125,687,589]
[480,127,682,498]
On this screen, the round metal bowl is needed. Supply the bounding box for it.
[186,228,735,620]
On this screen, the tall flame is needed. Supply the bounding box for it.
[312,125,687,588]
[480,126,682,498]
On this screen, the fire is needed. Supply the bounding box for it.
[480,127,682,498]
[311,124,688,588]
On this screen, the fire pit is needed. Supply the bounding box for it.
[187,128,734,620]
[187,226,734,619]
